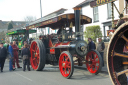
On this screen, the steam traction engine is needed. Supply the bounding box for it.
[26,8,102,78]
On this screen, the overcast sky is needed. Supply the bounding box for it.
[0,0,85,21]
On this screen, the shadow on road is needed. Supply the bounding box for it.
[70,68,109,80]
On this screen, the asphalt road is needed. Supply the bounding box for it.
[0,60,112,85]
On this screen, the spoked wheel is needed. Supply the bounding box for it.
[30,40,46,71]
[107,22,128,85]
[59,51,74,79]
[86,50,102,75]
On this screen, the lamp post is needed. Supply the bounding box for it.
[40,0,44,35]
[40,0,42,21]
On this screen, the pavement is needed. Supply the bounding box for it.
[0,60,112,85]
[101,64,108,72]
[20,59,108,74]
[19,59,108,73]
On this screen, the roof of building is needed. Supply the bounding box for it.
[44,8,67,17]
[74,0,94,7]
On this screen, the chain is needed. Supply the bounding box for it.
[111,2,115,29]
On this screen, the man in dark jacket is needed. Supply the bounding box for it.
[88,38,96,51]
[0,43,7,72]
[21,44,31,71]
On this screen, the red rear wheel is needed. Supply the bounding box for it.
[86,50,102,75]
[59,51,74,79]
[107,22,128,85]
[30,40,46,71]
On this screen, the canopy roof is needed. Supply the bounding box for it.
[6,29,37,35]
[26,13,92,29]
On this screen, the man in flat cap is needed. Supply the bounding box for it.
[0,43,7,72]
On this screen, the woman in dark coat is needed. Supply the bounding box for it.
[21,44,31,71]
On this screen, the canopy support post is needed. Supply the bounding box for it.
[26,29,29,41]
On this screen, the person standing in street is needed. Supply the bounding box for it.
[8,42,15,71]
[88,38,96,51]
[12,41,22,69]
[21,41,29,50]
[97,38,105,67]
[21,44,31,71]
[0,43,7,72]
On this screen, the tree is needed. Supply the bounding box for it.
[8,23,13,30]
[84,25,102,42]
[24,16,36,23]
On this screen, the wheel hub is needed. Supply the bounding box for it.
[75,41,88,57]
[62,63,66,67]
[92,65,95,68]
[34,52,37,57]
[81,46,86,52]
[92,60,96,64]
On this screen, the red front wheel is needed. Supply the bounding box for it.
[86,50,102,75]
[59,51,74,79]
[30,40,46,71]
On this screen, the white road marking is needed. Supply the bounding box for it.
[14,72,32,81]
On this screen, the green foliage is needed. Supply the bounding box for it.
[2,40,5,43]
[8,23,13,30]
[84,25,102,42]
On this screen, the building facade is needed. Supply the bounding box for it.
[75,0,128,40]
